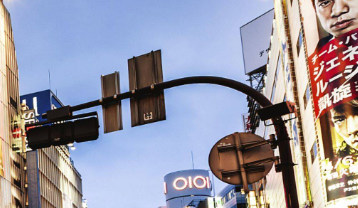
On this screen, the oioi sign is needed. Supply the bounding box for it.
[164,175,211,194]
[163,169,212,201]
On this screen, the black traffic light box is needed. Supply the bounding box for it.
[27,125,51,150]
[51,122,74,146]
[27,116,99,150]
[74,117,99,143]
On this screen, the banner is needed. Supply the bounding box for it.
[307,0,358,202]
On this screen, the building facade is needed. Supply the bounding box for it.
[162,170,250,208]
[245,0,358,207]
[0,0,27,207]
[21,90,83,208]
[216,185,247,208]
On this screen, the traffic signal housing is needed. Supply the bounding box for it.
[27,116,99,150]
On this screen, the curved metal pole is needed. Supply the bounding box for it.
[72,76,272,111]
[70,76,299,208]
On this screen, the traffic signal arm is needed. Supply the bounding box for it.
[70,76,273,112]
[25,75,299,208]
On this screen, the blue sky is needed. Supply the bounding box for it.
[5,0,273,207]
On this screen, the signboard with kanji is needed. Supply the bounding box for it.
[305,0,358,203]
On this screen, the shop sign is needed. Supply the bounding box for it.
[164,175,210,194]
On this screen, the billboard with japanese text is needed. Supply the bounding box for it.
[304,0,358,203]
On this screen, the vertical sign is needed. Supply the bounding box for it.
[23,109,38,151]
[304,0,358,202]
[101,71,123,133]
[128,50,166,127]
[11,115,22,153]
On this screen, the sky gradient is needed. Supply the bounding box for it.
[5,0,273,207]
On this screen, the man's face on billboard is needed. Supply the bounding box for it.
[331,103,358,151]
[315,0,358,37]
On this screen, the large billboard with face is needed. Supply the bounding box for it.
[304,0,358,203]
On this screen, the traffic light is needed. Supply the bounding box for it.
[27,116,99,150]
[73,117,99,143]
[27,125,51,150]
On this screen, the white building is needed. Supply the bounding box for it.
[0,0,27,206]
[246,0,358,207]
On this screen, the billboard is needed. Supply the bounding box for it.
[20,90,63,122]
[240,9,274,75]
[303,0,358,203]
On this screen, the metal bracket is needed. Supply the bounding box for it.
[263,115,297,126]
[26,111,98,128]
[240,140,270,151]
[43,105,72,121]
[275,162,297,173]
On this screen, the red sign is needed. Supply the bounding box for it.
[308,28,358,118]
[12,127,21,139]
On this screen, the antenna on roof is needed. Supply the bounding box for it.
[191,151,194,169]
[48,70,51,91]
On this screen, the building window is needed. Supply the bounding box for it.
[303,84,310,108]
[303,84,311,108]
[310,141,318,164]
[270,81,276,102]
[297,30,303,56]
[276,54,281,79]
[271,55,282,102]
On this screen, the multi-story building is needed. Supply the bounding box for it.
[0,0,27,207]
[216,185,247,208]
[245,0,358,207]
[21,90,83,208]
[162,169,250,208]
[163,169,213,208]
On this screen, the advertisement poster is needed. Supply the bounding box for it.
[307,0,358,202]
